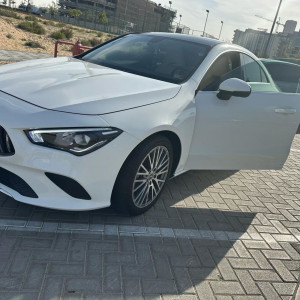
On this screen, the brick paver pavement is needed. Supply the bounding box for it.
[0,135,300,299]
[1,53,300,298]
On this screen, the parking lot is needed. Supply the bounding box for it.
[0,50,300,300]
[0,132,299,299]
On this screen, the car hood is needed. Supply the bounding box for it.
[0,57,181,115]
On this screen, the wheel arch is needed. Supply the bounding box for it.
[111,129,182,213]
[153,130,182,177]
[115,130,182,184]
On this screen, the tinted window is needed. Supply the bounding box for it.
[241,54,268,83]
[264,63,300,83]
[199,52,243,91]
[199,52,269,91]
[81,34,210,84]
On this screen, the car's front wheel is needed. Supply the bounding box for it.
[112,135,173,215]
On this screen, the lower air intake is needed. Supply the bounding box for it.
[45,172,91,200]
[0,167,38,198]
[0,126,15,156]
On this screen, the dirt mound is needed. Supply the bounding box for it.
[0,9,112,58]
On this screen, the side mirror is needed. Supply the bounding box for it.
[217,78,251,100]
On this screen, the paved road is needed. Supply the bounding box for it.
[0,134,300,299]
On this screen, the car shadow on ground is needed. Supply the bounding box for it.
[0,170,260,297]
[0,170,245,233]
[0,220,255,298]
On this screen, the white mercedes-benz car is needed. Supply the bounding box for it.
[0,33,299,215]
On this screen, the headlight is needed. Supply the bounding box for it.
[25,128,122,156]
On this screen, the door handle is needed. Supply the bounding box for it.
[275,108,296,114]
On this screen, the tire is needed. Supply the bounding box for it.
[111,135,173,215]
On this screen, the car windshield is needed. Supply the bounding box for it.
[80,34,210,84]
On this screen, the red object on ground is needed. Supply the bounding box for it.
[54,40,92,57]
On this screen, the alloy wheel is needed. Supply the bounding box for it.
[132,146,170,208]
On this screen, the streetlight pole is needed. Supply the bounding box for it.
[262,0,283,58]
[179,14,182,26]
[124,0,129,19]
[218,21,224,40]
[203,9,209,37]
[142,0,149,32]
[155,3,161,32]
[168,1,173,33]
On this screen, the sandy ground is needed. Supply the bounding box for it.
[0,60,14,65]
[0,8,113,59]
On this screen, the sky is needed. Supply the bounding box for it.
[158,0,300,41]
[16,0,300,41]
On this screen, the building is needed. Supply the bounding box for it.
[233,20,299,58]
[58,0,177,34]
[232,29,273,57]
[283,20,297,35]
[283,30,300,58]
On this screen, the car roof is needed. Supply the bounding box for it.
[143,32,223,48]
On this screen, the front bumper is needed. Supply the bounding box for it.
[0,91,139,210]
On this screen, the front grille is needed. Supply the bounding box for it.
[0,167,38,198]
[0,126,15,156]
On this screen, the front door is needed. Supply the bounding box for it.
[186,51,300,170]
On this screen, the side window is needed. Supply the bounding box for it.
[199,52,243,91]
[266,63,300,83]
[241,54,268,83]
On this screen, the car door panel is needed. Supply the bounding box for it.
[186,91,300,170]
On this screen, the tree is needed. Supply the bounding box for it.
[69,8,82,24]
[98,11,108,25]
[40,7,47,14]
[48,1,58,18]
[26,3,32,12]
[82,10,92,26]
[69,8,82,19]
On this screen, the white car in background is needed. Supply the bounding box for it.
[0,33,300,215]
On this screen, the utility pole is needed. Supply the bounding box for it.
[262,0,283,58]
[218,21,224,40]
[203,10,209,37]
